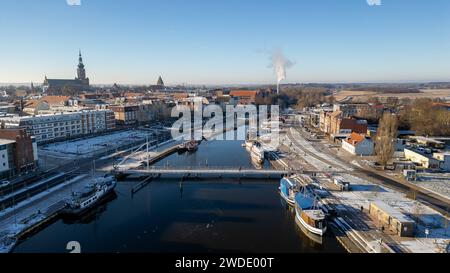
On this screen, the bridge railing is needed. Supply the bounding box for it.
[115,165,293,173]
[120,165,289,170]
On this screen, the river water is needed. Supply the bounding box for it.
[13,138,344,253]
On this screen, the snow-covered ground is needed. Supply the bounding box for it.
[282,127,450,253]
[289,128,354,172]
[40,130,151,158]
[0,174,94,253]
[98,138,182,172]
[412,172,450,200]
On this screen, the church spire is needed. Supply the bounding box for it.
[157,76,164,87]
[77,50,86,81]
[78,50,83,65]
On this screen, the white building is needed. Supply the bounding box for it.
[342,133,374,156]
[404,148,441,170]
[0,139,15,176]
[0,134,38,180]
[433,152,450,171]
[0,109,115,144]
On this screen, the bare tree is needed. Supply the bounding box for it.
[375,112,398,169]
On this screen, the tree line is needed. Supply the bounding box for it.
[269,86,334,109]
[399,98,450,136]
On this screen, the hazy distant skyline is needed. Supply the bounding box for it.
[1,0,449,85]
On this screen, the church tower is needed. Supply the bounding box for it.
[157,76,164,87]
[76,51,89,86]
[77,51,86,80]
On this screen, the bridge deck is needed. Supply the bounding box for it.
[116,167,347,180]
[116,167,292,179]
[122,168,288,175]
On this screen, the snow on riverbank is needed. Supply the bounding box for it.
[40,130,150,157]
[283,128,450,253]
[0,174,89,253]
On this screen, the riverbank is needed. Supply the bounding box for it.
[0,175,90,253]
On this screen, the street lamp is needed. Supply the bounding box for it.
[11,182,17,228]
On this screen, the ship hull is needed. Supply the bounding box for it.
[63,182,116,217]
[251,154,264,164]
[280,190,296,206]
[295,207,327,236]
[245,141,253,151]
[279,178,296,206]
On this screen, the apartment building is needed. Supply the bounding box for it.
[0,129,38,179]
[333,103,370,118]
[0,109,115,144]
[109,105,139,125]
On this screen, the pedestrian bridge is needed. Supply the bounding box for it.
[114,166,343,180]
[115,167,291,180]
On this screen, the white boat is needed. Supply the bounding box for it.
[279,178,296,206]
[294,193,327,236]
[250,143,265,164]
[64,175,116,216]
[245,140,254,152]
[261,120,281,132]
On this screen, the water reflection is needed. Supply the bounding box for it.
[13,139,344,253]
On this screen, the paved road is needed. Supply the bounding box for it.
[287,127,450,215]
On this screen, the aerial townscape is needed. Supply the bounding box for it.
[0,0,449,262]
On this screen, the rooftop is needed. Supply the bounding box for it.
[404,147,447,161]
[40,96,71,105]
[410,136,445,145]
[371,201,415,223]
[0,109,112,122]
[229,90,259,97]
[345,132,368,146]
[0,139,16,145]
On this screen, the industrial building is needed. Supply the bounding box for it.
[369,201,416,237]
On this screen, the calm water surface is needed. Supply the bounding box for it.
[14,139,344,253]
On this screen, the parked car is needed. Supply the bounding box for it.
[0,180,10,189]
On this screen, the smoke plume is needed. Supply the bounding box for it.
[270,49,294,94]
[67,0,81,6]
[366,0,381,6]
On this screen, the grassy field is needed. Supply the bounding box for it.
[335,89,450,102]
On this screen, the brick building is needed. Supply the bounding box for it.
[109,105,139,125]
[321,110,368,136]
[0,128,38,179]
[229,90,260,105]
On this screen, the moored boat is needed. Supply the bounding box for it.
[279,177,296,206]
[245,140,254,151]
[250,142,265,164]
[294,192,327,236]
[63,175,116,217]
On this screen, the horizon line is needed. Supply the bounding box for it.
[1,80,450,88]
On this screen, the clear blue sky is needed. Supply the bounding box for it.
[1,0,449,85]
